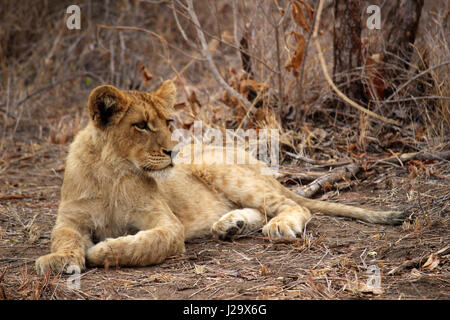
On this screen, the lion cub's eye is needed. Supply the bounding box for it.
[133,121,149,131]
[166,119,173,127]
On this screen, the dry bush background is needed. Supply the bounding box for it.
[0,0,448,300]
[1,0,448,149]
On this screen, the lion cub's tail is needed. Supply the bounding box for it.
[284,189,408,225]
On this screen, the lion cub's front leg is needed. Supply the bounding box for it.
[36,224,91,275]
[87,205,185,267]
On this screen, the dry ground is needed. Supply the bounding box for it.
[0,140,448,300]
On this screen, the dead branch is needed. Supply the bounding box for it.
[293,162,360,198]
[185,0,252,110]
[312,0,401,126]
[289,150,449,197]
[277,169,324,182]
[387,245,450,276]
[374,150,450,166]
[0,194,28,200]
[286,151,353,167]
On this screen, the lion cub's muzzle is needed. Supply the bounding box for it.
[141,148,179,172]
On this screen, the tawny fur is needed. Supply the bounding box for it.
[35,80,406,275]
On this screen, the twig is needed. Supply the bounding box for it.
[0,267,7,283]
[382,96,450,103]
[232,0,241,55]
[384,60,450,102]
[312,0,400,126]
[286,151,321,164]
[293,162,360,198]
[269,5,285,107]
[97,24,206,62]
[185,0,252,110]
[171,0,189,43]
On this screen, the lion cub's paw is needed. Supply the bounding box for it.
[86,241,114,266]
[212,208,264,240]
[262,215,304,239]
[35,252,85,276]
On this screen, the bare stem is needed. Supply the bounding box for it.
[185,0,252,110]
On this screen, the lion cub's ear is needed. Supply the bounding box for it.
[88,85,128,129]
[153,80,176,109]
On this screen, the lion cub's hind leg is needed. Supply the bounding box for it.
[211,208,265,240]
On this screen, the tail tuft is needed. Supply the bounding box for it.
[383,210,415,225]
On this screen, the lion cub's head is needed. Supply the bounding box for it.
[87,80,177,178]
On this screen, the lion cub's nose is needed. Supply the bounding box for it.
[162,149,179,159]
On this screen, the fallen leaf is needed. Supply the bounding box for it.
[422,253,440,271]
[140,65,153,82]
[194,264,205,275]
[260,265,270,276]
[345,280,384,295]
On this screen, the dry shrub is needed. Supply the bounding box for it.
[0,0,448,154]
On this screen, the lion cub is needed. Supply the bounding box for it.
[36,80,406,275]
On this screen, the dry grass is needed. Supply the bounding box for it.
[0,0,449,300]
